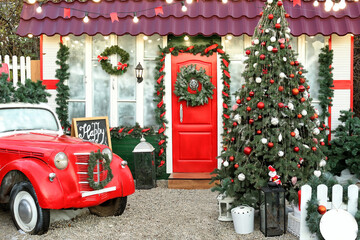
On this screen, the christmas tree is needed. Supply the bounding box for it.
[212,0,328,205]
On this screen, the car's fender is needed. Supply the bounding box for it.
[0,158,64,209]
[110,155,135,197]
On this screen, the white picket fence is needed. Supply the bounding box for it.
[0,55,31,86]
[299,184,359,240]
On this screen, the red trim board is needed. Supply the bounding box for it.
[350,35,354,111]
[40,35,43,81]
[328,36,332,141]
[42,79,60,90]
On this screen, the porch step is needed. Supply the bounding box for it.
[168,172,219,189]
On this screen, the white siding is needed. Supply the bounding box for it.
[46,90,58,113]
[43,35,60,80]
[332,34,351,80]
[331,90,351,130]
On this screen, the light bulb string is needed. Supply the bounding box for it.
[35,1,186,17]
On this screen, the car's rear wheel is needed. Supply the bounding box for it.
[10,182,50,235]
[88,197,127,217]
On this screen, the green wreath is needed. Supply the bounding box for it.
[88,150,114,190]
[99,45,130,76]
[174,64,215,107]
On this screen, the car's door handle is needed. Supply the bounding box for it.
[180,104,183,123]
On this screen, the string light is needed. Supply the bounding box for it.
[222,0,228,4]
[226,35,233,40]
[186,0,193,4]
[133,13,139,23]
[27,33,33,38]
[181,2,187,12]
[27,0,36,4]
[143,36,148,40]
[339,0,346,9]
[36,3,42,13]
[184,35,189,41]
[313,0,319,7]
[64,36,70,41]
[83,12,89,23]
[92,0,101,2]
[324,0,333,12]
[333,3,340,11]
[166,0,173,3]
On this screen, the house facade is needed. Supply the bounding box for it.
[17,0,360,174]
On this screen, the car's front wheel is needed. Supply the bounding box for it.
[89,197,127,217]
[10,182,50,235]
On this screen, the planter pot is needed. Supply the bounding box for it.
[231,206,254,234]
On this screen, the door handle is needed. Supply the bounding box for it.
[180,104,183,123]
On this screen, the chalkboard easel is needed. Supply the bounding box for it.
[71,116,112,149]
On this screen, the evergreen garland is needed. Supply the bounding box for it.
[174,64,215,107]
[154,43,232,173]
[99,45,129,76]
[110,123,155,140]
[0,70,14,103]
[14,79,50,103]
[88,150,113,190]
[317,45,334,122]
[55,43,71,132]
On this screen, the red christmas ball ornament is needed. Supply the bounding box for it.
[297,114,302,119]
[246,97,251,101]
[234,164,239,169]
[249,119,254,124]
[257,130,262,135]
[236,99,242,104]
[320,141,325,146]
[294,147,300,152]
[268,142,274,148]
[229,156,235,161]
[280,43,285,49]
[298,71,303,75]
[231,179,234,183]
[272,47,278,53]
[291,132,296,137]
[318,205,327,215]
[258,115,262,120]
[261,41,266,46]
[270,79,275,84]
[278,102,284,108]
[231,137,235,142]
[295,61,299,66]
[243,147,252,155]
[246,106,251,112]
[257,102,265,109]
[285,13,290,18]
[224,147,227,151]
[298,85,305,92]
[246,50,251,55]
[300,97,305,103]
[277,1,283,6]
[275,23,281,29]
[249,91,255,97]
[314,113,319,118]
[290,73,295,78]
[288,45,292,49]
[260,11,263,16]
[300,78,306,84]
[292,88,299,95]
[310,115,316,121]
[268,14,274,20]
[307,85,310,90]
[278,86,284,92]
[312,147,317,152]
[260,54,266,60]
[233,122,238,126]
[290,61,295,66]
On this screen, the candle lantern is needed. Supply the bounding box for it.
[259,183,286,237]
[217,193,235,221]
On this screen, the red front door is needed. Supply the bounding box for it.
[172,53,217,172]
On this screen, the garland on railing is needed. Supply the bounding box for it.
[317,45,334,122]
[154,43,232,170]
[110,123,155,140]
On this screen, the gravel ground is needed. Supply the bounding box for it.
[0,187,297,240]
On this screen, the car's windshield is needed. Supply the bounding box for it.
[0,108,59,133]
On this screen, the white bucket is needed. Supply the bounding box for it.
[231,205,255,234]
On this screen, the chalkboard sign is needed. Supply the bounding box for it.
[71,116,112,149]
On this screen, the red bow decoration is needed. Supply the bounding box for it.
[97,55,108,62]
[158,160,165,167]
[117,62,128,70]
[127,129,134,134]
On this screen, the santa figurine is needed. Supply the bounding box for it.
[268,165,281,185]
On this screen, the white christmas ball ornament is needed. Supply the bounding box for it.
[255,51,259,56]
[255,77,262,83]
[313,128,320,135]
[267,46,273,52]
[234,114,241,123]
[261,138,268,144]
[223,161,229,167]
[271,117,279,125]
[283,57,287,62]
[270,36,276,42]
[238,173,246,181]
[286,27,291,33]
[285,33,290,39]
[301,109,308,116]
[315,119,321,126]
[278,151,284,157]
[253,63,258,68]
[314,170,321,177]
[319,159,327,167]
[254,39,260,45]
[315,108,320,115]
[288,102,294,110]
[265,29,270,33]
[279,72,286,78]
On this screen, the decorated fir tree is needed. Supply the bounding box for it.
[212,0,328,205]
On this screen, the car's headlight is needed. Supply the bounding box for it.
[54,152,69,170]
[102,148,113,162]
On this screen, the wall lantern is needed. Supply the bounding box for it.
[132,136,156,189]
[217,193,235,221]
[135,62,144,83]
[259,183,286,237]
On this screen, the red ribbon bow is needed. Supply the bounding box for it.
[117,62,128,70]
[97,55,108,62]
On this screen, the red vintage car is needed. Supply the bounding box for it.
[0,103,135,234]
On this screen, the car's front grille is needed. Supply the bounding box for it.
[0,148,44,158]
[74,153,108,193]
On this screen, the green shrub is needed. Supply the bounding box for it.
[327,110,360,177]
[14,79,50,103]
[0,72,15,103]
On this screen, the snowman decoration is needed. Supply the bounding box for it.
[268,165,281,185]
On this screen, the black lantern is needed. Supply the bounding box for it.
[132,136,156,189]
[259,183,286,237]
[135,62,144,83]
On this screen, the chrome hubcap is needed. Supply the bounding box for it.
[18,199,32,224]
